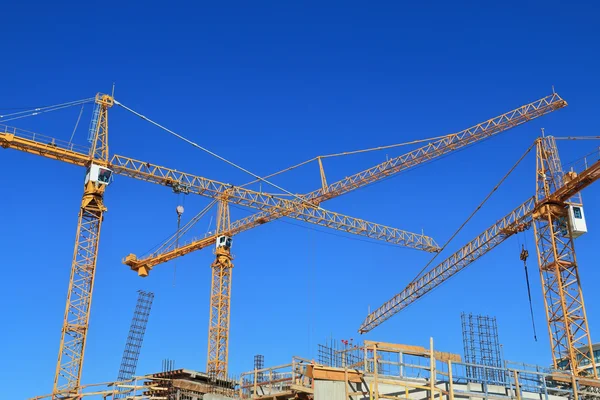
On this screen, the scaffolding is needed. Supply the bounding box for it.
[239,357,313,399]
[30,338,600,399]
[461,312,504,383]
[241,339,597,400]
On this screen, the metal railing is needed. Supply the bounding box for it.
[1,124,90,154]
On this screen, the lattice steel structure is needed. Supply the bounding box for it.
[53,94,113,396]
[359,138,600,337]
[116,92,567,379]
[207,198,234,378]
[360,136,600,379]
[115,290,154,398]
[461,313,504,383]
[0,91,567,389]
[123,93,567,274]
[0,91,435,393]
[533,137,597,377]
[254,354,264,382]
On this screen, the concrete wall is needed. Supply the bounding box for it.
[313,378,570,400]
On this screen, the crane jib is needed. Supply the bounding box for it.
[359,157,600,334]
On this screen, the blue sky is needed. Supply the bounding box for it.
[2,1,600,398]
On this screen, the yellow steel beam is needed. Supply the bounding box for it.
[303,92,566,202]
[0,126,438,272]
[125,93,567,273]
[533,137,597,377]
[359,155,600,334]
[53,94,112,395]
[359,197,536,333]
[206,199,233,379]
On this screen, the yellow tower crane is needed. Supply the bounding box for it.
[123,93,567,379]
[359,135,600,378]
[207,197,234,378]
[0,92,437,396]
[54,94,113,395]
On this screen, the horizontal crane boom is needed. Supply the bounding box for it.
[124,93,566,272]
[359,156,600,333]
[0,126,438,260]
[305,93,566,201]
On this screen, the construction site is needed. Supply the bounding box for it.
[1,87,600,400]
[8,3,600,400]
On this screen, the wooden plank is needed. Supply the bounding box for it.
[172,378,211,392]
[310,365,363,383]
[363,340,461,362]
[550,374,600,388]
[291,384,314,394]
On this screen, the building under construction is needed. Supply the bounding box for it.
[3,91,600,399]
[30,338,600,399]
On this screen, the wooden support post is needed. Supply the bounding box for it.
[571,374,579,400]
[374,345,380,400]
[364,346,369,372]
[345,367,350,400]
[513,370,521,400]
[269,368,273,395]
[253,368,258,399]
[447,360,454,400]
[239,375,243,398]
[405,386,409,400]
[430,338,436,400]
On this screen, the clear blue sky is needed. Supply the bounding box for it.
[2,1,600,398]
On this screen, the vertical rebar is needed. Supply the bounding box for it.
[254,354,264,383]
[115,290,155,399]
[461,313,504,383]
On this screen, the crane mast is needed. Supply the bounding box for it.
[207,197,234,378]
[533,137,597,377]
[53,94,114,396]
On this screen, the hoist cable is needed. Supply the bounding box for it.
[114,100,320,209]
[143,200,218,259]
[174,212,182,288]
[239,134,453,188]
[520,244,538,341]
[319,135,452,159]
[0,98,93,121]
[0,101,93,123]
[554,136,600,140]
[69,105,85,144]
[408,141,536,285]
